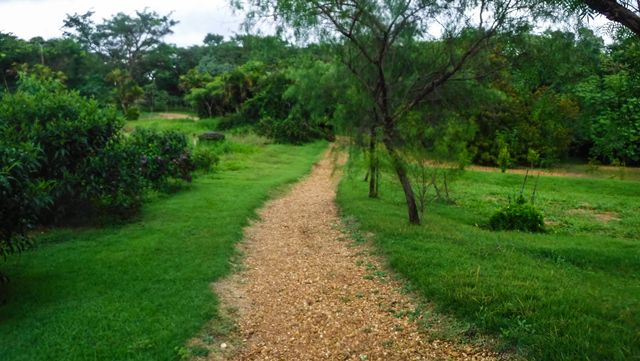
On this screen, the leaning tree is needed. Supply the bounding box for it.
[237,0,548,224]
[554,0,640,37]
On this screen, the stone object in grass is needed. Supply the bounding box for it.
[199,131,225,141]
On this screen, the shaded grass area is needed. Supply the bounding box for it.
[0,119,327,360]
[337,157,640,360]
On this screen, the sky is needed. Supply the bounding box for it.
[0,0,259,46]
[0,0,614,47]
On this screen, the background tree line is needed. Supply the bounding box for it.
[2,2,640,226]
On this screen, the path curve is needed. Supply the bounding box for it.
[214,147,497,361]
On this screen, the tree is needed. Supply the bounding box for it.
[239,0,544,224]
[63,9,178,82]
[106,68,143,113]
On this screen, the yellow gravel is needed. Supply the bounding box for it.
[213,147,498,361]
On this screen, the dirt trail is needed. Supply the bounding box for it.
[213,147,496,361]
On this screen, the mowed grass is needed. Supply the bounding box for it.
[0,116,327,361]
[337,157,640,360]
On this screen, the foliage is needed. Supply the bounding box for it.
[574,34,640,164]
[79,140,145,217]
[106,68,143,113]
[142,82,169,112]
[0,74,123,219]
[63,9,177,82]
[192,147,220,172]
[240,0,550,224]
[0,136,327,360]
[256,113,331,144]
[129,128,194,187]
[126,106,141,120]
[0,141,51,261]
[489,195,545,232]
[184,76,226,118]
[497,143,511,173]
[0,75,195,230]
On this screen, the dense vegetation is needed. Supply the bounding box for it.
[0,74,196,264]
[3,3,639,227]
[1,9,638,166]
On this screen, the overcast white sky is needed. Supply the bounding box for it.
[0,0,260,46]
[0,0,614,46]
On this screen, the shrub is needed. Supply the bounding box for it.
[80,140,145,218]
[489,196,545,232]
[0,141,52,261]
[129,128,195,187]
[256,112,334,144]
[126,106,141,120]
[497,145,511,173]
[0,74,123,222]
[192,147,220,172]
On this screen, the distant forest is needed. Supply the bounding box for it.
[1,8,639,166]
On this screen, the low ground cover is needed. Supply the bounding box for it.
[0,115,327,361]
[338,156,640,360]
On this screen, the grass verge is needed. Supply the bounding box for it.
[337,156,640,360]
[0,118,327,361]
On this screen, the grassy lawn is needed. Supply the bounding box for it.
[338,156,640,360]
[0,116,327,361]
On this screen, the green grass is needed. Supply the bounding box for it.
[337,156,640,360]
[125,116,219,134]
[0,117,327,361]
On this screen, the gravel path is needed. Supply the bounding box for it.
[214,148,497,361]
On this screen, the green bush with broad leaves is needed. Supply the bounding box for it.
[0,74,123,221]
[129,128,195,187]
[0,74,196,269]
[79,140,146,217]
[0,140,52,263]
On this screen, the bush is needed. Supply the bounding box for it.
[0,74,123,222]
[126,106,141,120]
[129,128,195,187]
[489,196,545,232]
[192,147,220,172]
[80,140,146,217]
[0,141,52,261]
[256,112,334,144]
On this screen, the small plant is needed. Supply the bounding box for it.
[497,145,511,173]
[192,147,220,172]
[489,171,545,233]
[489,195,545,232]
[126,106,141,120]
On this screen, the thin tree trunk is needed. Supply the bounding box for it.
[368,126,378,198]
[382,136,420,225]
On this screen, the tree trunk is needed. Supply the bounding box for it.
[368,126,379,198]
[382,136,420,225]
